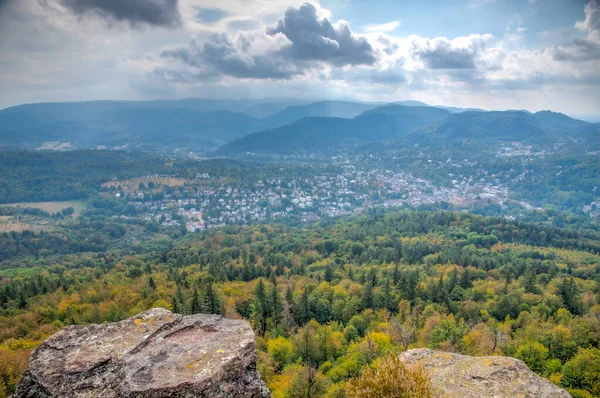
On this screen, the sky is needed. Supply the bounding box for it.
[0,0,599,120]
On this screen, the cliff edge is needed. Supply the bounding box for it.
[12,308,270,398]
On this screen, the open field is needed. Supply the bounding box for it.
[0,200,86,214]
[0,217,52,233]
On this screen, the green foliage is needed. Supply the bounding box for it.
[516,342,549,374]
[0,210,599,397]
[561,348,600,397]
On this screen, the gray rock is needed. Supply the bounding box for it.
[400,348,571,398]
[13,308,270,398]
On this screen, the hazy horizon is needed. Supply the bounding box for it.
[2,95,599,123]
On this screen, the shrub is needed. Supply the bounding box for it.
[347,355,435,398]
[561,348,600,397]
[566,389,593,398]
[516,342,548,373]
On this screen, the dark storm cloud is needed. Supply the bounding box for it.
[0,0,14,10]
[266,3,376,66]
[412,38,487,69]
[160,34,302,80]
[57,0,181,28]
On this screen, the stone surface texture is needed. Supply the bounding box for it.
[400,348,571,398]
[12,308,270,398]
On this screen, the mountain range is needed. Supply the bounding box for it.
[216,106,599,156]
[0,98,597,155]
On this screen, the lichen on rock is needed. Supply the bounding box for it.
[400,348,571,398]
[12,308,270,398]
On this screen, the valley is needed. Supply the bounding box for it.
[0,97,598,398]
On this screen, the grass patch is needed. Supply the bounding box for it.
[0,221,52,233]
[0,200,86,214]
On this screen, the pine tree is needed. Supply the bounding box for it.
[295,287,311,326]
[362,282,374,310]
[202,277,221,315]
[523,268,538,294]
[270,282,283,331]
[382,278,393,312]
[447,267,459,292]
[324,264,333,282]
[190,288,201,314]
[459,267,472,289]
[558,277,580,314]
[252,278,269,334]
[148,276,156,290]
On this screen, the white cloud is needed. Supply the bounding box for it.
[575,0,599,40]
[362,20,402,34]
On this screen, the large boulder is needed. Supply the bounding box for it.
[400,348,570,398]
[13,308,270,398]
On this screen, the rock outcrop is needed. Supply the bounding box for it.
[13,308,270,398]
[400,348,571,398]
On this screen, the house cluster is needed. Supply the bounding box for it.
[583,201,600,219]
[120,161,522,230]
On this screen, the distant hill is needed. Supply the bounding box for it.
[0,98,369,150]
[407,110,599,150]
[410,111,547,143]
[216,105,451,156]
[0,99,305,150]
[391,100,486,113]
[1,98,595,154]
[217,106,598,156]
[241,100,313,118]
[534,110,590,129]
[261,101,379,129]
[0,105,266,150]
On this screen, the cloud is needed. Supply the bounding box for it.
[160,33,302,79]
[362,20,402,33]
[575,0,599,40]
[56,0,181,28]
[547,0,600,61]
[201,33,301,78]
[551,37,600,61]
[158,2,378,81]
[411,34,492,69]
[266,3,377,66]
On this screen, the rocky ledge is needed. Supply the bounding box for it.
[400,348,571,398]
[12,308,270,398]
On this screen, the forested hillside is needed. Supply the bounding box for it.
[1,211,599,397]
